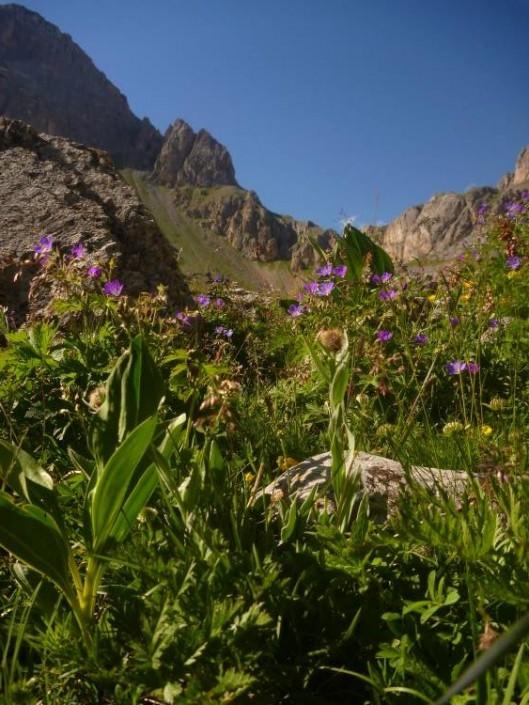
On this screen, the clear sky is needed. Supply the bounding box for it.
[15,0,529,229]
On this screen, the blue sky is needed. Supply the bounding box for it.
[17,0,529,229]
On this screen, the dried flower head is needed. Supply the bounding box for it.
[316,328,345,352]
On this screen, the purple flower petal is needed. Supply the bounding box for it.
[102,279,124,297]
[87,265,102,279]
[376,329,393,342]
[332,264,347,278]
[317,281,335,296]
[194,294,211,307]
[315,263,333,277]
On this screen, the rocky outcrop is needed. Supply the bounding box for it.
[380,187,496,263]
[0,4,162,169]
[380,140,529,264]
[152,119,238,188]
[0,118,188,320]
[170,185,333,267]
[513,146,529,186]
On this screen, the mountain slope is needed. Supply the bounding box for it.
[0,3,162,168]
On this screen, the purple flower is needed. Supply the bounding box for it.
[376,329,393,343]
[102,279,124,297]
[194,294,211,307]
[70,243,86,259]
[466,361,480,374]
[506,255,522,270]
[476,203,489,224]
[34,235,54,255]
[413,333,428,346]
[317,281,335,296]
[521,191,529,202]
[488,318,500,329]
[215,325,233,339]
[378,288,398,301]
[87,265,102,279]
[288,303,305,317]
[371,272,393,285]
[449,316,460,328]
[505,201,524,219]
[303,281,320,295]
[316,263,333,277]
[445,360,467,375]
[175,311,192,327]
[332,264,347,278]
[213,297,225,309]
[213,273,224,283]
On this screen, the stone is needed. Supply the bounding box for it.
[513,146,529,186]
[263,451,470,519]
[0,118,189,321]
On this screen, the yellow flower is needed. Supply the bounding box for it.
[427,294,438,303]
[460,293,471,302]
[278,456,299,471]
[244,472,255,484]
[480,425,493,437]
[442,421,464,436]
[507,270,520,279]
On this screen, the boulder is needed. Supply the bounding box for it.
[0,118,189,321]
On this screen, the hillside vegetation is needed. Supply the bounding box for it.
[1,197,529,704]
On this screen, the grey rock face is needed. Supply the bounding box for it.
[152,119,238,188]
[0,4,162,169]
[380,187,497,263]
[0,118,188,320]
[171,185,333,267]
[513,146,529,186]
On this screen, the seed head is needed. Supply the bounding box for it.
[316,328,345,352]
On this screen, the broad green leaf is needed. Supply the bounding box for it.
[110,415,186,545]
[0,440,57,513]
[0,492,73,600]
[90,415,157,552]
[92,335,164,465]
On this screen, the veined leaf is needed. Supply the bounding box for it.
[90,415,158,552]
[0,492,73,600]
[0,440,57,512]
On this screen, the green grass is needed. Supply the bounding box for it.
[122,169,301,295]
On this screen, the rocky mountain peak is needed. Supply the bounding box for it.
[0,3,162,169]
[152,118,238,188]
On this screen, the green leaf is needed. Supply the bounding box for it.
[0,440,57,513]
[92,335,164,465]
[90,415,158,552]
[0,492,73,600]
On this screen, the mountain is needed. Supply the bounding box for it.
[0,117,189,321]
[377,145,529,264]
[0,4,334,292]
[0,3,162,168]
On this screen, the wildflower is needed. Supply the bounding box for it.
[378,288,398,301]
[215,325,233,339]
[476,202,489,224]
[175,311,192,327]
[278,456,299,471]
[506,255,521,270]
[488,318,500,329]
[371,272,393,285]
[413,333,428,346]
[449,316,460,328]
[316,328,345,352]
[489,397,507,411]
[480,425,493,437]
[244,472,255,485]
[521,190,529,202]
[213,273,224,283]
[442,421,464,436]
[213,297,225,309]
[87,385,106,411]
[304,281,320,295]
[479,621,499,651]
[504,201,524,219]
[316,262,333,276]
[102,279,124,296]
[445,360,466,375]
[466,361,480,374]
[87,265,102,278]
[70,243,86,259]
[288,303,305,317]
[332,264,347,278]
[34,235,53,255]
[376,329,393,343]
[317,281,335,296]
[195,294,210,307]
